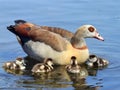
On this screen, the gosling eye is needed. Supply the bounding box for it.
[88,27,95,32]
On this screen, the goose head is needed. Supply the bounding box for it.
[7,20,34,37]
[74,25,104,41]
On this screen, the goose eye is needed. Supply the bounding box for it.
[88,27,95,32]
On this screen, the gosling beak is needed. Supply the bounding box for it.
[94,32,104,41]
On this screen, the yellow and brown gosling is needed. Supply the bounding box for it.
[65,56,81,73]
[86,54,109,67]
[31,58,54,73]
[3,57,26,70]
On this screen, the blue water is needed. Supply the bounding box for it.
[0,0,120,90]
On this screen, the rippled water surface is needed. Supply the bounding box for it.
[0,0,120,90]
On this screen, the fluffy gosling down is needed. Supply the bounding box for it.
[31,58,54,73]
[65,56,81,74]
[3,57,26,70]
[86,55,109,68]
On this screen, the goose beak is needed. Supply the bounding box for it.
[94,32,104,41]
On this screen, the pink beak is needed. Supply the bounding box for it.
[94,32,104,41]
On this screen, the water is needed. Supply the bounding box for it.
[0,0,120,90]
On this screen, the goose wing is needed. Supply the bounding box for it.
[40,26,74,40]
[29,27,68,52]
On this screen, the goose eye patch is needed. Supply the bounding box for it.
[88,27,95,32]
[26,27,31,30]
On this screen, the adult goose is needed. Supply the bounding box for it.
[7,20,104,65]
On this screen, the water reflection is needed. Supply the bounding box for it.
[3,68,25,75]
[2,56,106,90]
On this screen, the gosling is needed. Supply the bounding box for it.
[86,54,109,67]
[3,57,26,70]
[66,56,81,74]
[31,58,54,73]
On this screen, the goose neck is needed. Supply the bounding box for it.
[70,36,87,50]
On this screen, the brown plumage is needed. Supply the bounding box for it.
[40,26,73,40]
[29,28,67,51]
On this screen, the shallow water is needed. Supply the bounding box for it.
[0,0,120,90]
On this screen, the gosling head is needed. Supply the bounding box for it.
[44,58,53,66]
[88,55,98,63]
[15,57,26,66]
[71,56,78,67]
